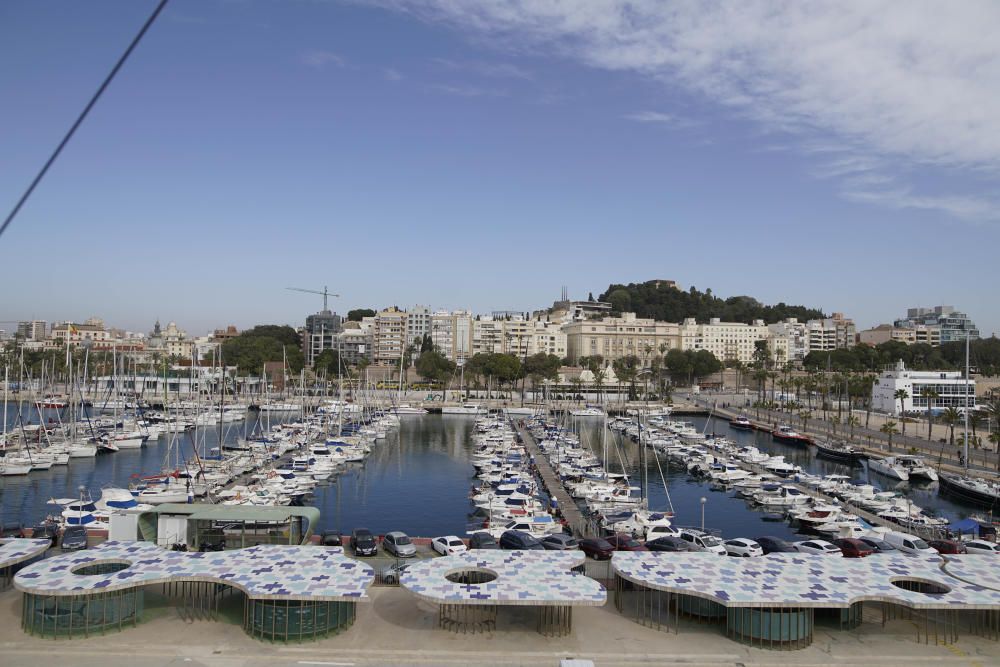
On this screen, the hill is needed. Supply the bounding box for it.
[598,281,826,324]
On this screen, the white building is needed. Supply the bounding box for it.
[17,320,47,341]
[679,317,770,365]
[372,307,407,364]
[406,305,432,348]
[871,361,976,415]
[805,313,856,352]
[768,318,809,363]
[564,313,680,367]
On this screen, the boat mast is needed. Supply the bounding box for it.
[963,331,970,472]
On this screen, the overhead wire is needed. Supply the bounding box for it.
[0,0,170,241]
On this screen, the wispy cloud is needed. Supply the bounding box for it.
[300,50,347,68]
[363,1,1000,224]
[624,111,699,128]
[383,67,403,81]
[430,83,507,98]
[432,57,532,80]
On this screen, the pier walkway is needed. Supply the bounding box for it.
[515,423,590,537]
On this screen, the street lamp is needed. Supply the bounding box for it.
[700,496,707,531]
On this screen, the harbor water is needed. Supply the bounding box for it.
[0,404,985,539]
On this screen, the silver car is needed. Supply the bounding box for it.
[383,531,417,558]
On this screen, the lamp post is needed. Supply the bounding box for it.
[700,496,707,531]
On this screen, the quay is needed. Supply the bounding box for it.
[516,422,590,537]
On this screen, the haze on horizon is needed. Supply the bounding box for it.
[1,1,997,337]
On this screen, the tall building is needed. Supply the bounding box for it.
[767,318,809,363]
[303,310,342,367]
[336,321,372,366]
[805,312,856,353]
[564,313,680,367]
[372,307,408,364]
[895,306,979,344]
[406,305,432,349]
[17,320,47,341]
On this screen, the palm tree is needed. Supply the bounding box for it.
[799,410,812,432]
[969,410,985,446]
[880,420,899,452]
[846,414,860,440]
[919,387,939,440]
[569,377,584,404]
[990,431,1000,473]
[940,407,962,447]
[593,367,606,405]
[893,389,909,437]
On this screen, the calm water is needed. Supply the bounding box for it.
[0,404,983,539]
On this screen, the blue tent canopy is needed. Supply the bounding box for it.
[949,518,981,534]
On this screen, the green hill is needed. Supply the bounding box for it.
[598,281,825,324]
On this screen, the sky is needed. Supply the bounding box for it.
[1,0,998,337]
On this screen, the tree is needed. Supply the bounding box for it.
[313,349,343,376]
[222,333,303,375]
[846,414,860,440]
[893,389,909,437]
[692,350,722,383]
[940,407,962,447]
[242,325,301,347]
[347,309,376,322]
[919,387,939,440]
[523,353,562,400]
[415,350,455,384]
[420,334,434,354]
[606,288,632,313]
[612,355,641,400]
[880,420,899,451]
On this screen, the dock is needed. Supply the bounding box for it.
[515,422,590,537]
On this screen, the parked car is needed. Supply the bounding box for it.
[645,536,695,553]
[832,538,874,558]
[60,525,88,551]
[963,539,1000,555]
[605,533,648,552]
[540,533,580,550]
[380,562,411,585]
[468,531,500,549]
[579,537,615,560]
[793,540,842,556]
[678,529,727,555]
[499,530,545,551]
[382,531,417,558]
[723,538,763,557]
[432,535,468,555]
[927,539,967,555]
[858,536,898,553]
[31,522,60,547]
[320,530,342,547]
[755,536,797,554]
[350,528,378,557]
[882,531,937,556]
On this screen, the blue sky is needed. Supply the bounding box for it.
[1,1,997,337]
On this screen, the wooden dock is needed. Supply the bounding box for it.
[515,423,591,538]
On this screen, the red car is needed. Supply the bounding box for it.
[832,538,874,558]
[928,539,967,555]
[605,533,649,552]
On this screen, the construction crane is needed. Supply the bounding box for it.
[286,286,340,312]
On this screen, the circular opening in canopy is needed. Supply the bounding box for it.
[71,561,132,576]
[890,577,951,595]
[445,568,498,585]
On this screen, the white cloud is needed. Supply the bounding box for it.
[363,1,1000,223]
[430,83,507,98]
[383,67,403,81]
[431,57,533,80]
[300,50,347,68]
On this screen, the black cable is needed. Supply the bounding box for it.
[0,0,170,241]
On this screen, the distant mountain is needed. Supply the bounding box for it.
[598,281,826,324]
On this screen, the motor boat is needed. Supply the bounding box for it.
[867,456,910,481]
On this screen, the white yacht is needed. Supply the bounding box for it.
[867,456,911,481]
[393,404,429,415]
[569,406,605,417]
[442,403,485,415]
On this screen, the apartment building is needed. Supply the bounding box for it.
[806,312,856,352]
[372,307,407,364]
[895,306,979,344]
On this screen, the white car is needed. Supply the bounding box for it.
[794,539,842,556]
[646,525,681,540]
[963,539,1000,555]
[678,529,727,555]
[432,535,468,556]
[724,538,764,557]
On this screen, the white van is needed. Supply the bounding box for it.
[882,530,937,556]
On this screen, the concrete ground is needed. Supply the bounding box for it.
[1,587,997,667]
